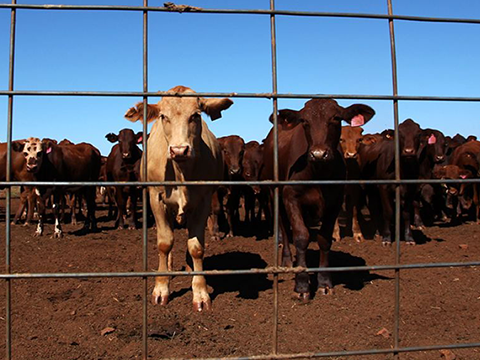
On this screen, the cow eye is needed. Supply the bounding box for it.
[23,152,28,157]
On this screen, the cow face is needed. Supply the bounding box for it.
[106,129,142,160]
[423,129,447,164]
[433,165,471,209]
[12,137,46,173]
[125,86,233,163]
[399,119,423,158]
[340,126,364,160]
[294,99,374,163]
[218,135,245,178]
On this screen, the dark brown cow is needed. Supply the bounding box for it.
[12,137,101,237]
[446,140,480,223]
[336,126,366,242]
[105,129,143,229]
[262,99,375,300]
[433,164,471,224]
[217,135,246,237]
[242,140,270,231]
[360,119,425,245]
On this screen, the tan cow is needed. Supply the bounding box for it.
[125,85,233,312]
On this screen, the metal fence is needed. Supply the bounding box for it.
[2,1,480,359]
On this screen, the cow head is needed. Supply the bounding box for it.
[399,119,423,158]
[124,86,233,162]
[340,126,364,160]
[218,135,245,178]
[275,99,374,163]
[106,129,143,160]
[12,137,52,173]
[423,129,447,164]
[433,164,471,209]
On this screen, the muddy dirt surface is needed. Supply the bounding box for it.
[0,198,479,360]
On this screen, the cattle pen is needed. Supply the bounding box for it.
[1,1,480,359]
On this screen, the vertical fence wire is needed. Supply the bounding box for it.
[2,3,480,360]
[142,1,149,359]
[387,0,402,357]
[269,0,280,355]
[5,1,17,359]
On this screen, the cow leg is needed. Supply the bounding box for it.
[54,192,64,238]
[127,187,138,230]
[68,194,77,226]
[379,185,393,245]
[150,189,174,306]
[403,186,415,244]
[209,190,222,241]
[84,187,97,232]
[187,202,212,312]
[225,189,240,237]
[332,218,341,242]
[35,194,46,237]
[115,187,127,229]
[25,187,36,225]
[283,187,310,300]
[13,188,28,225]
[352,206,364,243]
[317,221,334,295]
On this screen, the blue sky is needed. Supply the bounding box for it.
[1,0,480,155]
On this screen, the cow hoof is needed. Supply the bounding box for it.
[318,287,333,296]
[152,294,169,306]
[354,234,364,243]
[332,236,341,243]
[193,299,212,312]
[226,233,234,238]
[406,240,416,246]
[295,292,310,302]
[382,241,392,247]
[411,225,425,231]
[53,232,63,239]
[281,258,293,268]
[128,225,137,230]
[24,222,31,227]
[210,235,221,242]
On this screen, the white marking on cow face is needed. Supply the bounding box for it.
[21,137,45,173]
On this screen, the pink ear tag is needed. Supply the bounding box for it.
[428,134,436,145]
[137,136,143,143]
[351,114,365,127]
[46,147,52,154]
[460,174,467,179]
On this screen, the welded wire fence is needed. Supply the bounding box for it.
[2,1,480,359]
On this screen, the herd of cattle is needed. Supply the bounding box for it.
[1,85,480,309]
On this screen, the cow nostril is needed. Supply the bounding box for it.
[170,145,190,159]
[311,149,329,161]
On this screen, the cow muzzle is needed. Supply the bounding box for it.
[310,148,331,162]
[434,155,445,163]
[344,151,358,159]
[402,148,416,157]
[122,152,131,159]
[169,145,192,162]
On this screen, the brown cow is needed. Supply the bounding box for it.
[242,140,270,231]
[124,85,233,311]
[336,126,366,242]
[262,99,375,300]
[217,135,246,237]
[12,137,101,237]
[105,129,143,229]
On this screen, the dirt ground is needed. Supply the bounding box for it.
[0,197,479,360]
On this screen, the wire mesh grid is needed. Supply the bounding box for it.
[2,1,480,359]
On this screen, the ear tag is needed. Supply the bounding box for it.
[46,147,52,154]
[428,134,436,145]
[460,174,467,179]
[351,114,365,127]
[137,136,143,143]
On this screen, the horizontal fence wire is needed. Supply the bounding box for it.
[2,1,480,359]
[1,3,480,25]
[0,261,479,280]
[2,178,480,187]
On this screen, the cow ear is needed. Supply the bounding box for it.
[269,109,301,125]
[342,104,375,127]
[136,132,144,144]
[125,102,161,123]
[433,166,447,179]
[12,140,25,152]
[105,133,118,143]
[42,139,56,154]
[200,97,233,121]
